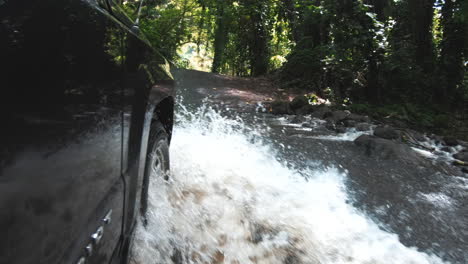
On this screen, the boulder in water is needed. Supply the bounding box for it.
[325,110,350,123]
[374,125,400,140]
[354,135,426,165]
[289,95,309,111]
[346,113,370,123]
[443,136,459,147]
[311,105,332,119]
[291,115,306,124]
[325,118,336,131]
[356,123,371,131]
[441,146,452,153]
[335,127,347,134]
[454,151,468,162]
[403,129,426,142]
[295,104,315,115]
[270,101,292,115]
[343,119,357,128]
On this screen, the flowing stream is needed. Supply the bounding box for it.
[129,103,452,264]
[128,69,467,264]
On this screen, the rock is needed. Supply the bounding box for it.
[403,130,426,142]
[354,135,426,164]
[346,113,370,123]
[462,168,468,174]
[295,104,315,115]
[335,127,347,134]
[289,95,309,111]
[430,135,443,145]
[270,101,292,115]
[325,119,336,131]
[391,119,408,128]
[310,105,332,119]
[325,110,350,123]
[454,151,468,162]
[291,115,306,124]
[356,123,371,131]
[443,136,459,147]
[441,146,452,153]
[343,120,357,128]
[374,125,400,140]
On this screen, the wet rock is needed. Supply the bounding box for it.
[454,151,468,162]
[403,130,426,142]
[343,119,357,128]
[430,135,443,145]
[284,253,301,264]
[326,119,346,133]
[295,104,315,115]
[335,127,347,134]
[325,118,336,131]
[325,110,350,123]
[291,115,306,124]
[270,101,292,115]
[443,136,459,147]
[310,105,332,119]
[356,122,371,131]
[346,113,370,123]
[441,146,452,153]
[250,223,276,244]
[355,135,426,165]
[289,95,309,111]
[374,125,400,140]
[462,168,468,174]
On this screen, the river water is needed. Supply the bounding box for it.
[129,70,467,264]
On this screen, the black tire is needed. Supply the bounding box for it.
[140,121,170,226]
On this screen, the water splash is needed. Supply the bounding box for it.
[130,105,446,264]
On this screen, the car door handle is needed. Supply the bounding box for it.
[103,209,112,225]
[91,226,104,245]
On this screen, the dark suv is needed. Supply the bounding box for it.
[0,0,175,263]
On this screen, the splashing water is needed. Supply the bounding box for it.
[130,104,446,264]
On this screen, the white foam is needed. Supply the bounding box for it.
[309,129,371,142]
[130,105,446,264]
[419,192,454,208]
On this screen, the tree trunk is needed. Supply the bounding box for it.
[409,0,436,74]
[246,0,270,76]
[437,0,467,107]
[211,0,229,73]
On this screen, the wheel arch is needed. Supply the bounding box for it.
[152,96,175,143]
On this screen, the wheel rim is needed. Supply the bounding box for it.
[150,144,168,181]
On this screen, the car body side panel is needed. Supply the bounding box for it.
[0,0,126,263]
[108,1,176,236]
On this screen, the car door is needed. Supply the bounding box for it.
[0,0,125,263]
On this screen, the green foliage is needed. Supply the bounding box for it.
[277,0,467,123]
[305,93,319,104]
[124,0,467,126]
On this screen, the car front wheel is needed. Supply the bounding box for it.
[140,121,170,226]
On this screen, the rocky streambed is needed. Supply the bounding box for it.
[253,97,468,263]
[265,95,468,177]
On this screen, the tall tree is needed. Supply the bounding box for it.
[437,0,467,107]
[211,0,230,73]
[244,0,272,76]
